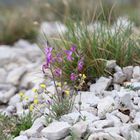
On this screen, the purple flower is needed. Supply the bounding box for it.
[42,63,49,73]
[70,44,77,52]
[56,53,63,62]
[78,59,84,71]
[45,47,53,54]
[45,47,53,66]
[70,73,77,81]
[65,50,74,61]
[51,57,56,63]
[54,68,62,77]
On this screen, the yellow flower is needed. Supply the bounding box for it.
[19,92,24,97]
[29,104,34,112]
[24,96,29,101]
[56,82,61,87]
[82,74,86,79]
[40,83,46,89]
[32,88,38,93]
[64,82,67,85]
[65,90,70,96]
[34,94,38,99]
[34,99,39,104]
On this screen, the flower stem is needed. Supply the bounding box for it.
[49,65,60,101]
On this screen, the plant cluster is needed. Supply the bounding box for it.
[49,21,140,81]
[19,43,87,121]
[28,20,140,121]
[0,113,33,139]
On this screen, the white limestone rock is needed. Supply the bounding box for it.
[113,71,126,84]
[120,123,139,139]
[63,136,72,140]
[71,121,87,138]
[0,92,4,104]
[60,112,80,124]
[107,133,126,140]
[6,67,26,85]
[41,121,71,140]
[120,93,132,109]
[123,66,133,81]
[14,39,35,48]
[88,132,115,140]
[130,110,136,119]
[60,111,99,125]
[9,94,20,106]
[75,92,100,109]
[40,22,67,37]
[97,96,115,119]
[14,135,28,140]
[131,130,140,140]
[133,97,140,105]
[116,112,130,123]
[104,127,120,135]
[131,82,140,90]
[29,137,48,140]
[90,120,114,129]
[22,116,46,137]
[101,126,126,140]
[0,87,16,104]
[133,66,140,79]
[0,46,16,66]
[6,105,15,114]
[0,68,7,83]
[3,87,17,103]
[106,113,121,127]
[106,60,116,69]
[134,112,140,124]
[90,77,112,93]
[115,65,122,72]
[114,84,121,91]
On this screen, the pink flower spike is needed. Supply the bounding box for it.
[78,59,84,71]
[65,50,74,61]
[54,68,62,77]
[70,44,77,52]
[42,63,49,74]
[56,53,63,62]
[45,47,53,65]
[45,47,53,54]
[70,73,77,81]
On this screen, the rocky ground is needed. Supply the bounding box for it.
[1,20,140,140]
[2,49,139,140]
[0,40,44,115]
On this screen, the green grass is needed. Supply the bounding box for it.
[0,112,33,138]
[35,0,140,25]
[47,20,140,84]
[1,0,140,44]
[0,114,14,140]
[11,112,33,137]
[0,7,38,45]
[50,96,74,119]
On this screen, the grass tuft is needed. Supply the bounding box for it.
[0,112,33,138]
[48,20,140,82]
